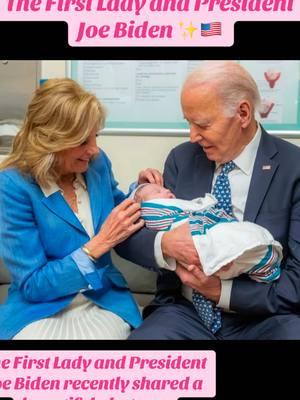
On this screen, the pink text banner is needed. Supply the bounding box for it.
[0,350,216,400]
[0,0,300,46]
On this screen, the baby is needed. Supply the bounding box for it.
[133,183,282,282]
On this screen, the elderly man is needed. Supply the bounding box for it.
[117,61,300,339]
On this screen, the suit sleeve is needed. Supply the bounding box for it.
[115,150,178,270]
[163,148,179,193]
[114,215,158,271]
[230,179,300,315]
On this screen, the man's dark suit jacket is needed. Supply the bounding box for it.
[117,127,300,318]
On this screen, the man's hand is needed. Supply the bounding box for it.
[161,222,200,267]
[176,263,221,303]
[138,168,163,186]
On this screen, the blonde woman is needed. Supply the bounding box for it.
[0,78,162,339]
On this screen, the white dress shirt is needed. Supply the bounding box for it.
[41,173,94,238]
[154,125,262,311]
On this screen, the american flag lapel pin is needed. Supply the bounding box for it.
[262,165,271,170]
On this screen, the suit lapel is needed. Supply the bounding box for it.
[84,166,103,233]
[244,128,279,222]
[42,192,86,233]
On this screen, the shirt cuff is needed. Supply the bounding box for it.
[216,279,233,311]
[71,248,98,291]
[154,231,176,271]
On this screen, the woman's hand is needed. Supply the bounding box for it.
[138,168,163,186]
[85,199,144,259]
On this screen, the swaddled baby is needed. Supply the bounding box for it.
[134,183,282,282]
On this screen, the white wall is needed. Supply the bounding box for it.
[41,60,66,78]
[99,135,187,191]
[40,61,300,191]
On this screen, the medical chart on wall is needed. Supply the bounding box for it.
[241,60,299,125]
[71,60,300,133]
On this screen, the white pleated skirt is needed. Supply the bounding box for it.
[13,294,131,340]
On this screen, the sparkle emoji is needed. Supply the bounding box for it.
[180,21,197,39]
[186,22,197,38]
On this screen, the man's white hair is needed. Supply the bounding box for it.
[182,61,261,117]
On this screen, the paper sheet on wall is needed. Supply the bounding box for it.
[72,60,300,132]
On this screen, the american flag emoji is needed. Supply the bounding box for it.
[201,22,222,36]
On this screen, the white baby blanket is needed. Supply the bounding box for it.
[141,194,282,279]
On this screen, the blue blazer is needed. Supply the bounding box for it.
[117,127,300,317]
[0,151,141,339]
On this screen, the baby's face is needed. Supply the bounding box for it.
[139,184,176,201]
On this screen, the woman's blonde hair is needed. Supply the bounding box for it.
[0,78,106,187]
